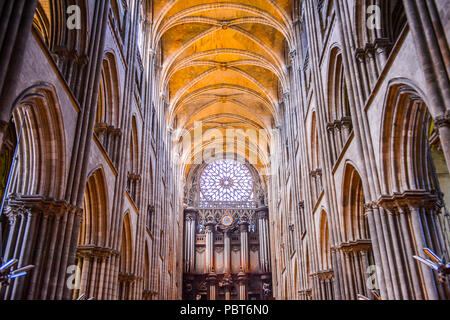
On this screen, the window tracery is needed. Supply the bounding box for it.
[199,160,254,206]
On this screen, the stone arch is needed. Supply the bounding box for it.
[95,52,122,166]
[318,209,331,271]
[126,116,140,204]
[354,0,407,50]
[72,167,110,300]
[326,46,352,164]
[118,212,134,300]
[380,82,444,195]
[340,162,374,299]
[342,163,369,242]
[143,240,151,300]
[378,81,450,299]
[0,83,68,300]
[33,1,90,94]
[7,83,66,199]
[33,0,89,53]
[78,167,109,247]
[310,112,323,204]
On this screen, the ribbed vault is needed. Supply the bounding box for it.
[152,0,293,176]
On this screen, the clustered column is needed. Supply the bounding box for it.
[256,207,271,273]
[73,247,119,300]
[205,221,217,300]
[183,208,197,274]
[238,219,250,300]
[240,219,249,272]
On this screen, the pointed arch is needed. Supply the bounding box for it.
[118,212,134,300]
[33,1,90,95]
[95,52,122,166]
[380,82,439,194]
[319,210,331,271]
[342,163,368,242]
[326,46,352,164]
[7,83,66,199]
[126,116,141,204]
[78,167,109,247]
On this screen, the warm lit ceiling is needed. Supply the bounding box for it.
[151,0,294,175]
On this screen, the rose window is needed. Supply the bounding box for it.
[200,159,254,204]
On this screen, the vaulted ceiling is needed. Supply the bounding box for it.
[151,0,294,175]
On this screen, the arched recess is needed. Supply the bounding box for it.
[33,0,90,95]
[78,168,108,247]
[126,116,141,204]
[319,210,331,272]
[326,46,352,164]
[302,244,312,300]
[340,163,374,300]
[379,82,450,300]
[118,212,134,300]
[95,52,122,167]
[73,167,110,300]
[142,241,151,300]
[0,83,67,300]
[0,123,17,208]
[355,0,407,51]
[317,209,334,300]
[354,0,407,91]
[4,84,67,198]
[310,112,323,205]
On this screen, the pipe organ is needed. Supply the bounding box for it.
[183,205,272,300]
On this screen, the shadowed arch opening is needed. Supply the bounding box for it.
[379,82,450,299]
[118,212,134,300]
[95,52,122,167]
[326,46,352,164]
[0,83,67,300]
[73,167,110,300]
[340,163,374,300]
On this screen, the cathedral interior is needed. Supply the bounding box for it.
[0,0,449,300]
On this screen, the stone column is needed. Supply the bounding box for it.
[238,271,248,300]
[205,222,215,273]
[223,276,232,301]
[224,230,231,275]
[240,220,249,273]
[408,202,439,300]
[257,207,271,273]
[207,273,217,301]
[225,287,231,301]
[184,208,197,273]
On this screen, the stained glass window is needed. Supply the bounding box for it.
[200,160,254,204]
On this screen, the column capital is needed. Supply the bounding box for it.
[374,38,392,54]
[240,221,249,232]
[435,111,450,129]
[282,91,290,104]
[256,206,269,219]
[289,49,297,63]
[6,195,80,218]
[237,270,248,283]
[205,222,215,233]
[377,191,440,211]
[206,272,217,283]
[184,207,198,220]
